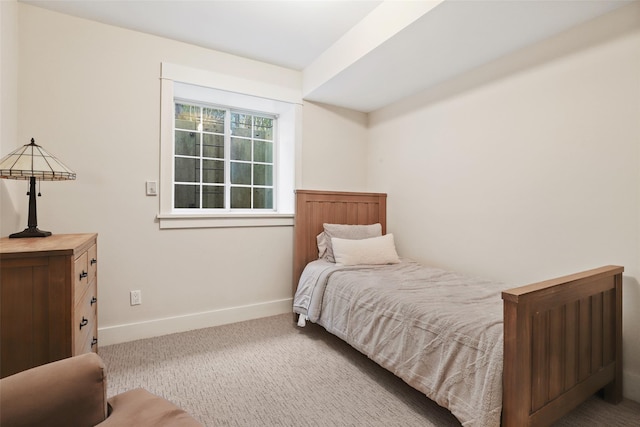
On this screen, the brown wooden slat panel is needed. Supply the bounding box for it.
[366,202,378,224]
[602,289,614,365]
[564,301,578,390]
[334,202,348,224]
[1,267,35,377]
[307,202,320,258]
[531,311,549,411]
[530,363,616,427]
[603,273,623,403]
[591,292,603,372]
[548,305,564,400]
[502,300,533,426]
[32,265,50,367]
[345,202,356,224]
[345,203,360,224]
[578,297,592,381]
[318,201,327,221]
[502,266,623,427]
[48,256,72,360]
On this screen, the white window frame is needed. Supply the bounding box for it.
[158,63,301,229]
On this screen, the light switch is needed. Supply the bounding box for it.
[146,181,157,196]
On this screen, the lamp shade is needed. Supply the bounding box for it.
[0,138,76,181]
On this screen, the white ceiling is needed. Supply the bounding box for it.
[21,0,634,112]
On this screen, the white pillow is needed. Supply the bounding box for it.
[331,234,400,266]
[323,223,382,262]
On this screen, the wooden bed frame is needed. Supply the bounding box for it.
[293,189,623,427]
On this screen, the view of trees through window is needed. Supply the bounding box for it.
[174,102,275,210]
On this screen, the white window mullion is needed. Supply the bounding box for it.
[224,109,231,210]
[198,107,203,209]
[250,115,255,209]
[272,118,278,211]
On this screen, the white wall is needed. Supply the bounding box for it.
[368,4,640,401]
[4,4,366,345]
[0,0,21,237]
[301,101,368,192]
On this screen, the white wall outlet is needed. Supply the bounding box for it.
[130,290,142,306]
[146,181,157,196]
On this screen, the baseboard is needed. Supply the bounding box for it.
[98,298,293,346]
[624,369,640,403]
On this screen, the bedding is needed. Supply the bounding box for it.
[320,223,382,262]
[293,259,506,427]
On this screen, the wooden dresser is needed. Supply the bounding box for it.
[0,233,98,378]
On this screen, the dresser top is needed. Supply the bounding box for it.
[0,233,97,258]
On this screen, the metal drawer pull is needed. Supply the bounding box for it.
[91,337,98,348]
[90,296,97,306]
[79,271,88,280]
[79,317,89,329]
[90,258,97,265]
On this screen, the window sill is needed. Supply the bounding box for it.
[157,213,294,229]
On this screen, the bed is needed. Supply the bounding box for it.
[292,189,623,427]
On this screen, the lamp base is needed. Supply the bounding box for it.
[9,227,52,238]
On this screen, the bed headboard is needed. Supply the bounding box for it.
[293,190,387,297]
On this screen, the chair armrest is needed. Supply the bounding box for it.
[0,353,108,427]
[99,388,203,427]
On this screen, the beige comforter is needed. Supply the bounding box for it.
[293,259,506,427]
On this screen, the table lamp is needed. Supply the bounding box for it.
[0,138,76,238]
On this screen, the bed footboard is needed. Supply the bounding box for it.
[501,265,623,427]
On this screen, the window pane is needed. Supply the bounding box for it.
[203,134,224,158]
[203,159,224,184]
[175,103,199,131]
[175,184,199,208]
[171,97,280,212]
[231,137,251,161]
[203,108,225,133]
[254,117,273,140]
[175,157,199,182]
[230,162,251,185]
[231,113,252,137]
[202,185,224,208]
[175,130,199,156]
[230,187,251,208]
[253,164,272,186]
[253,188,273,209]
[253,140,272,163]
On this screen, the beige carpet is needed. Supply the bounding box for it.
[100,314,640,426]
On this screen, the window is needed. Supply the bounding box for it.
[158,63,300,229]
[173,103,276,211]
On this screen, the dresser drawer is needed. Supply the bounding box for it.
[74,252,90,306]
[77,330,99,355]
[74,280,97,355]
[88,244,98,284]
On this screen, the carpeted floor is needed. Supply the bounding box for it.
[100,314,640,426]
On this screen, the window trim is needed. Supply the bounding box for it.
[158,63,301,229]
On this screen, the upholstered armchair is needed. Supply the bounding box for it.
[0,352,202,427]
